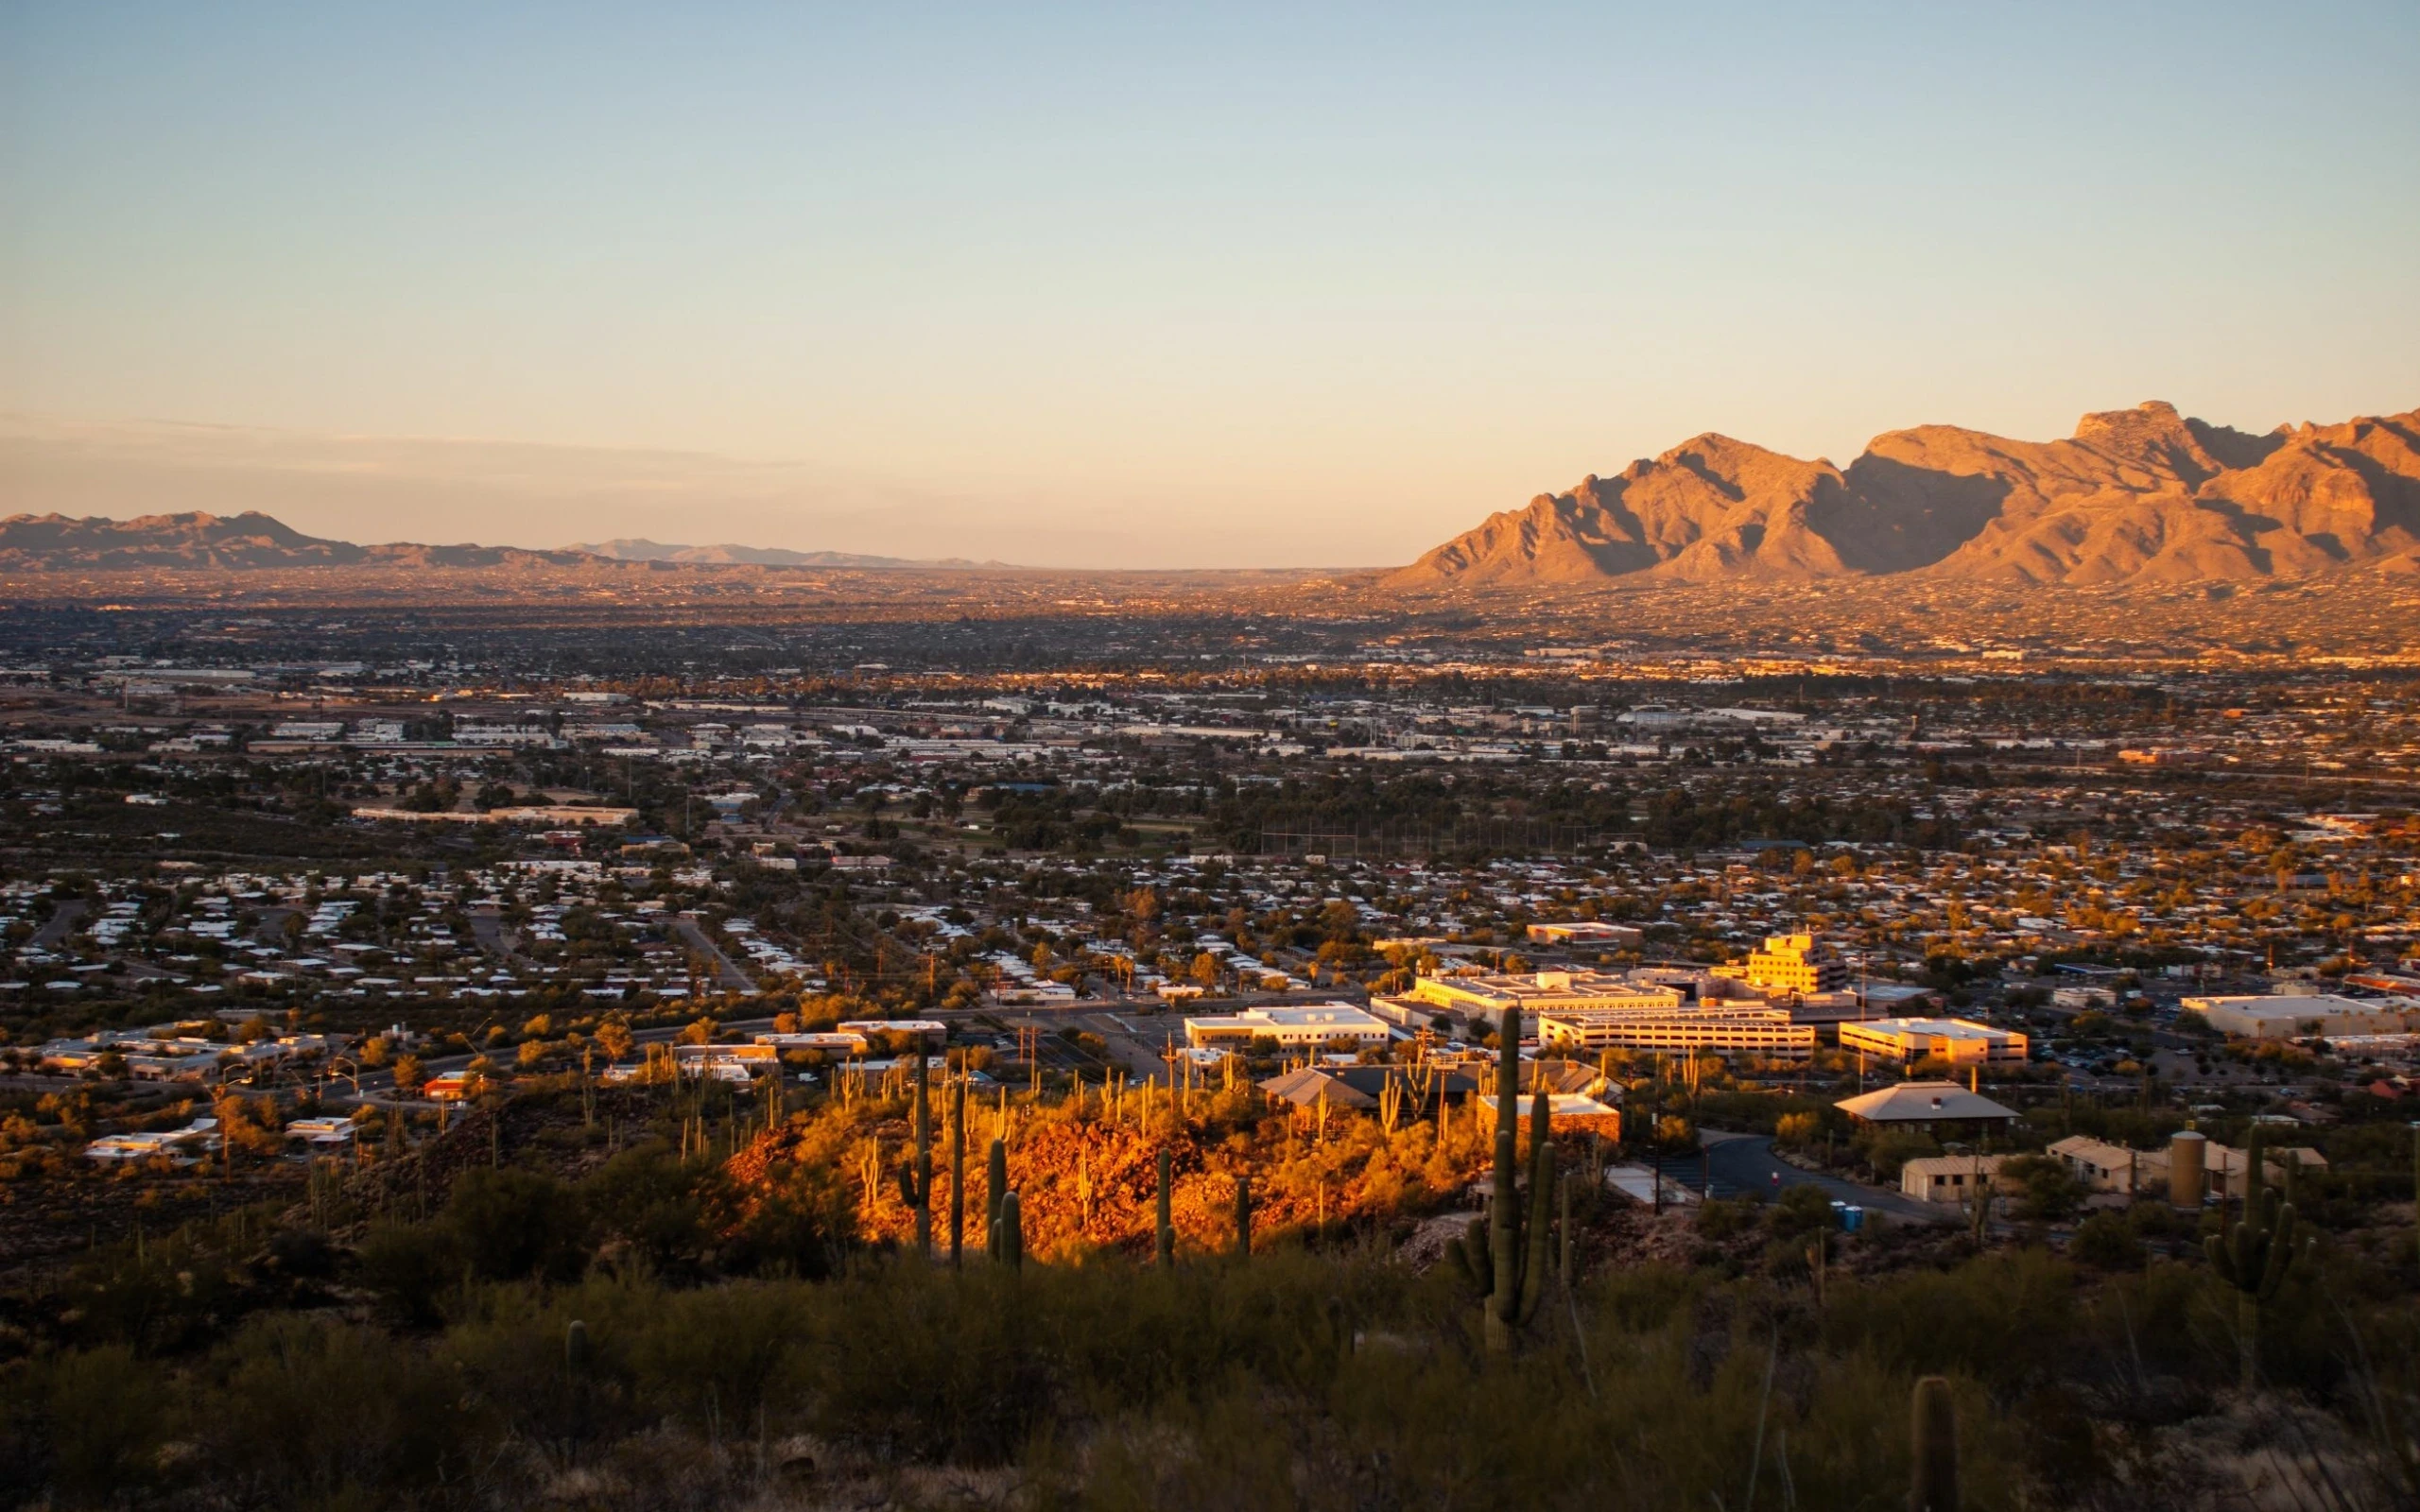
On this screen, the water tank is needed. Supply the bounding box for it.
[2169,1130,2207,1210]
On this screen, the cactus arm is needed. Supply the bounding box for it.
[1489,1006,1524,1328]
[1452,1217,1492,1295]
[985,1137,1008,1259]
[2256,1202,2297,1300]
[1517,1092,1556,1327]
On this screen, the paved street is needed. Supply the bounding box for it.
[1650,1130,1948,1224]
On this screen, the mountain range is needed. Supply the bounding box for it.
[1387,402,2420,590]
[0,511,592,572]
[563,538,996,569]
[7,400,2416,589]
[0,514,996,573]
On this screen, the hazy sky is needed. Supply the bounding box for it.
[5,2,2417,567]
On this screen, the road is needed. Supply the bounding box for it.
[1651,1131,1947,1225]
[466,906,537,970]
[672,918,758,994]
[31,899,86,949]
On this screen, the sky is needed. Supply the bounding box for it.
[4,2,2417,568]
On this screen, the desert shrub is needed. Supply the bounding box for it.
[354,1219,469,1326]
[2069,1211,2143,1269]
[2000,1154,2087,1223]
[193,1314,489,1512]
[446,1165,590,1282]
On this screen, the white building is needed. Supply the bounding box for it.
[1184,1003,1391,1050]
[2181,994,2420,1040]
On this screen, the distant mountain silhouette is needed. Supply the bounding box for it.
[0,511,590,571]
[565,538,998,569]
[0,512,1006,571]
[1388,403,2420,589]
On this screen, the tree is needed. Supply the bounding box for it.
[595,1018,635,1063]
[391,1055,425,1093]
[2000,1154,2086,1223]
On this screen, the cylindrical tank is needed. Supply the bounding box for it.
[2169,1130,2207,1210]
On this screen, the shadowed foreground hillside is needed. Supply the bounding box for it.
[2,1075,2415,1511]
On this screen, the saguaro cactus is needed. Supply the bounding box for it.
[564,1317,593,1457]
[1156,1147,1175,1266]
[1233,1174,1253,1259]
[2204,1124,2313,1391]
[997,1191,1024,1272]
[1447,1005,1556,1352]
[1909,1375,1958,1512]
[949,1074,967,1268]
[985,1138,1009,1261]
[897,1057,934,1259]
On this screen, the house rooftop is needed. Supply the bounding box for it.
[1835,1080,2015,1124]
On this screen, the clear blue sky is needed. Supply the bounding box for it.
[5,2,2416,566]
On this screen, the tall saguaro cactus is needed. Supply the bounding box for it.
[985,1138,1009,1261]
[948,1074,967,1268]
[1909,1375,1959,1512]
[2204,1124,2313,1391]
[1156,1147,1176,1266]
[1447,1005,1556,1352]
[896,1052,933,1259]
[1233,1175,1253,1259]
[997,1191,1024,1272]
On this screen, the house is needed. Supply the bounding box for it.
[84,1116,220,1166]
[2047,1134,2158,1194]
[1899,1154,2010,1204]
[1475,1092,1624,1138]
[1525,920,1643,948]
[285,1114,358,1146]
[1256,1063,1482,1116]
[2202,1140,2328,1201]
[671,1042,778,1080]
[1835,1080,2017,1135]
[837,1020,946,1045]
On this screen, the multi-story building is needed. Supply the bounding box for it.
[1533,1005,1817,1061]
[1714,934,1849,996]
[1396,971,1683,1029]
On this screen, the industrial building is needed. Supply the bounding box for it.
[2180,993,2420,1040]
[1838,1017,2030,1066]
[1184,1002,1392,1050]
